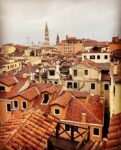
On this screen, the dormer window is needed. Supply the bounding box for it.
[6,103,11,112]
[22,101,27,109]
[0,86,5,92]
[54,108,60,115]
[14,101,18,108]
[43,94,49,104]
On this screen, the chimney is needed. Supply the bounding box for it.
[39,63,43,83]
[81,113,86,123]
[112,36,119,43]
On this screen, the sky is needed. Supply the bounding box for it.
[0,0,121,45]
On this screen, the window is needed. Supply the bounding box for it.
[84,55,87,59]
[73,70,77,76]
[43,94,49,104]
[93,128,99,136]
[7,103,11,112]
[67,82,72,88]
[90,55,95,59]
[104,55,108,59]
[113,86,115,96]
[54,109,60,115]
[22,101,27,109]
[97,55,100,59]
[74,126,78,132]
[104,84,109,91]
[91,83,95,90]
[49,70,55,76]
[0,86,5,92]
[74,82,77,89]
[84,70,88,75]
[14,101,18,108]
[65,124,70,131]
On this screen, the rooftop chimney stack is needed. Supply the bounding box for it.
[81,113,86,123]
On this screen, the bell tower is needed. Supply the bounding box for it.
[44,22,49,45]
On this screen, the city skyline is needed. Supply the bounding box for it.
[0,0,121,45]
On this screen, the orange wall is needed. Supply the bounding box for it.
[10,96,34,111]
[0,100,12,122]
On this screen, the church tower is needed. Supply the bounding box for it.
[44,22,49,45]
[56,34,60,45]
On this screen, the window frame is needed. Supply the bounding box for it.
[93,128,100,137]
[67,82,72,89]
[13,100,18,109]
[42,93,49,104]
[97,55,100,59]
[91,83,96,90]
[22,101,27,109]
[65,124,71,132]
[104,55,108,59]
[54,108,60,115]
[6,103,11,112]
[73,69,77,76]
[83,69,89,76]
[90,55,95,59]
[104,84,109,91]
[49,70,55,76]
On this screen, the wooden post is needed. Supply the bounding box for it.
[71,126,74,141]
[56,123,60,138]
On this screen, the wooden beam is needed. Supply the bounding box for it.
[76,130,89,150]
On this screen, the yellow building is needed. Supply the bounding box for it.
[109,50,121,117]
[57,36,83,54]
[1,59,22,73]
[2,44,16,54]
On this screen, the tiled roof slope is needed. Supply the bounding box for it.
[0,109,59,150]
[0,75,18,86]
[81,140,103,150]
[19,86,40,101]
[64,96,104,125]
[50,91,72,108]
[104,112,121,150]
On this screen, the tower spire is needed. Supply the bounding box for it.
[56,34,60,45]
[44,22,49,45]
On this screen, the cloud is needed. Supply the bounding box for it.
[0,0,121,44]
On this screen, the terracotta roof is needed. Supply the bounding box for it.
[19,86,40,101]
[70,91,89,99]
[101,73,110,81]
[64,95,104,125]
[77,60,110,71]
[104,112,121,150]
[30,83,51,93]
[41,85,57,94]
[0,75,18,86]
[83,39,108,47]
[81,140,103,150]
[50,91,72,108]
[0,77,29,99]
[0,109,59,150]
